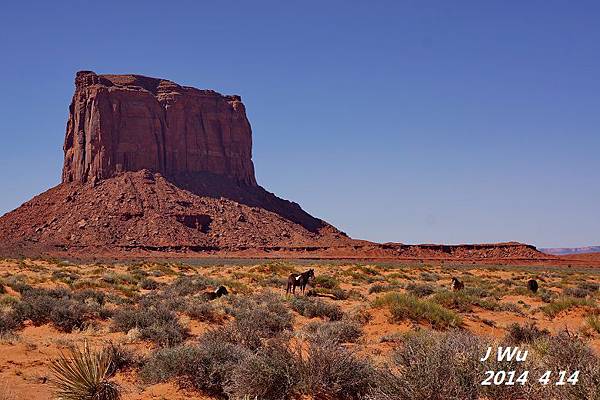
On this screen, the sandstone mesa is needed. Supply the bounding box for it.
[0,71,551,261]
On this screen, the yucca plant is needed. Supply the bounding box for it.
[50,341,120,400]
[0,383,15,400]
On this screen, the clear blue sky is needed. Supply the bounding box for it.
[0,1,598,248]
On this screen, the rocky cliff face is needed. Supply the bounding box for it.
[62,71,257,186]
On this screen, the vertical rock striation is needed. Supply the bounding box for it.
[62,71,257,186]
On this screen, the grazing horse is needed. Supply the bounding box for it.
[451,277,464,291]
[286,269,315,295]
[527,279,539,293]
[204,285,229,300]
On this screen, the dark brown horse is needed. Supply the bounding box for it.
[203,285,229,300]
[450,277,464,291]
[527,279,539,293]
[286,269,315,295]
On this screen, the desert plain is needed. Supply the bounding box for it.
[1,255,600,399]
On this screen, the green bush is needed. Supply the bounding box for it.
[585,314,600,333]
[314,274,339,289]
[373,293,461,329]
[539,296,595,318]
[368,283,402,294]
[431,290,505,313]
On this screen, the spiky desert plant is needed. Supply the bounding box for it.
[0,383,15,400]
[50,341,120,400]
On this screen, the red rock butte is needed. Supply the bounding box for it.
[0,71,554,262]
[63,71,256,186]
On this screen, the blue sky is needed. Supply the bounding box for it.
[0,1,598,248]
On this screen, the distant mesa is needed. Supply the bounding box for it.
[540,246,600,255]
[0,71,550,261]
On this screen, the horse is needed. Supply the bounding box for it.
[527,279,539,293]
[286,269,315,295]
[204,285,229,300]
[451,277,464,291]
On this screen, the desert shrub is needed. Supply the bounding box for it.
[185,301,223,323]
[13,294,95,333]
[72,289,105,306]
[342,267,381,284]
[586,314,600,333]
[189,332,249,394]
[536,331,600,399]
[105,342,138,374]
[463,286,495,298]
[579,282,600,293]
[303,319,362,343]
[368,283,401,294]
[314,274,339,289]
[250,262,296,276]
[51,270,81,285]
[102,272,132,286]
[289,297,343,321]
[167,275,216,296]
[111,306,188,347]
[0,295,19,307]
[300,340,375,400]
[539,296,595,318]
[540,290,556,303]
[505,322,550,344]
[405,283,435,297]
[140,345,201,383]
[564,286,591,298]
[347,305,373,324]
[327,287,351,300]
[259,275,288,288]
[380,332,405,343]
[142,330,249,397]
[138,277,159,290]
[431,290,504,313]
[138,292,184,312]
[50,343,120,400]
[369,330,484,400]
[373,292,461,329]
[226,292,293,349]
[419,272,440,282]
[0,311,21,335]
[226,340,300,400]
[48,300,90,332]
[4,275,31,293]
